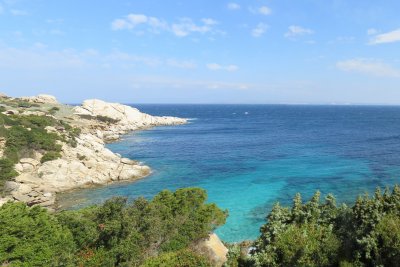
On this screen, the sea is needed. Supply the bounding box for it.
[58,104,400,242]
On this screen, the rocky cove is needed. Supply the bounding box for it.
[0,94,230,266]
[0,94,187,209]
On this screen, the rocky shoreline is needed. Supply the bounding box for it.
[0,94,187,210]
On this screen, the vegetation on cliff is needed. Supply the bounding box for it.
[0,188,227,266]
[0,108,80,191]
[227,185,400,267]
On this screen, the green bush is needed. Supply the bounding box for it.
[0,202,75,266]
[48,106,60,114]
[231,186,400,267]
[41,151,62,163]
[96,115,120,124]
[16,101,33,108]
[142,249,211,267]
[0,188,226,266]
[370,214,400,266]
[0,158,18,190]
[272,223,340,267]
[58,188,227,266]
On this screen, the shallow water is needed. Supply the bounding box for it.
[58,105,400,242]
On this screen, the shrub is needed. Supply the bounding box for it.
[58,188,227,266]
[233,186,400,267]
[41,151,62,163]
[0,158,18,190]
[0,202,75,266]
[272,223,340,267]
[16,101,33,108]
[48,106,60,114]
[96,115,120,124]
[142,249,211,267]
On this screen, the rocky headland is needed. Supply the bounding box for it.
[0,94,187,209]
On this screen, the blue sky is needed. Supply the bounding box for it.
[0,0,400,104]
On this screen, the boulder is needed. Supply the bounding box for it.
[19,158,40,172]
[3,109,19,115]
[4,181,20,192]
[118,165,150,180]
[194,233,228,267]
[21,94,58,104]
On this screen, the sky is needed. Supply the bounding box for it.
[0,0,400,104]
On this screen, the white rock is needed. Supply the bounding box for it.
[74,99,187,130]
[21,94,58,104]
[3,109,19,115]
[195,234,228,267]
[18,184,33,195]
[20,158,40,167]
[4,181,20,192]
[43,192,52,198]
[118,165,150,180]
[45,126,58,133]
[15,163,24,173]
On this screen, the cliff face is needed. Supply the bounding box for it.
[0,95,187,209]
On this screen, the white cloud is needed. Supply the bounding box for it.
[202,18,217,26]
[171,18,217,37]
[167,59,197,69]
[251,23,268,37]
[284,25,314,39]
[111,14,154,30]
[111,14,218,37]
[259,6,272,15]
[127,14,148,25]
[0,44,201,71]
[369,28,400,45]
[250,6,272,15]
[206,63,238,72]
[336,58,400,78]
[367,28,378,35]
[227,3,241,10]
[111,19,131,30]
[10,9,28,16]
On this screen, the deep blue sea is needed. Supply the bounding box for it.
[58,105,400,242]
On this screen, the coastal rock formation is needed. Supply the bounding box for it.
[21,94,59,104]
[74,99,187,141]
[2,95,187,209]
[194,233,229,266]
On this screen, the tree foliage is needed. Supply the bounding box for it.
[0,188,227,266]
[142,249,211,267]
[0,202,75,266]
[228,185,400,267]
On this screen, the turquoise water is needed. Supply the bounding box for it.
[58,105,400,242]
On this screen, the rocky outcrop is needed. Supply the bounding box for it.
[3,97,186,209]
[194,233,228,267]
[20,94,59,104]
[74,99,187,141]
